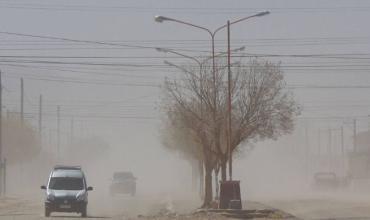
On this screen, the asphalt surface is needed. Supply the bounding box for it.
[264,192,370,220]
[0,195,289,220]
[3,192,370,219]
[0,193,199,220]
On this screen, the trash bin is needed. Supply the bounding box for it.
[219,180,242,209]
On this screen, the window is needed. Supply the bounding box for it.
[49,177,84,190]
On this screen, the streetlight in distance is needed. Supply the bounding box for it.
[163,60,241,76]
[156,46,245,67]
[156,47,202,67]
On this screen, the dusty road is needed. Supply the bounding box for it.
[5,192,370,220]
[263,192,370,220]
[0,193,206,220]
[0,195,290,220]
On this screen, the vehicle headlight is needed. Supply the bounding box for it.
[76,191,86,201]
[46,193,55,201]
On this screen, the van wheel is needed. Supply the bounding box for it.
[81,205,87,217]
[45,208,51,217]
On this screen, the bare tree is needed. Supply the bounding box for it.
[160,109,204,195]
[218,60,300,180]
[160,58,299,207]
[161,61,220,207]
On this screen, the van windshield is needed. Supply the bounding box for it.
[49,177,84,190]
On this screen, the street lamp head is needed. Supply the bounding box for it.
[163,60,173,66]
[155,47,165,52]
[154,15,170,23]
[235,46,245,52]
[255,11,270,17]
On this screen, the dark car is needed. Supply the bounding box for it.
[312,172,340,190]
[41,165,93,217]
[109,171,136,196]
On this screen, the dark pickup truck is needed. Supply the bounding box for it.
[109,171,136,196]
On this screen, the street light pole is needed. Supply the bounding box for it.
[157,47,244,125]
[156,47,202,67]
[163,60,200,79]
[156,46,245,67]
[227,20,232,180]
[225,12,270,180]
[155,11,270,181]
[163,60,241,78]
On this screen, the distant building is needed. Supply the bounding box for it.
[348,131,370,179]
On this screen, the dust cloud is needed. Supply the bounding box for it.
[3,120,201,217]
[4,117,370,217]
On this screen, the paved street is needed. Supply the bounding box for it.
[0,194,202,220]
[0,195,291,220]
[5,193,370,220]
[264,193,370,220]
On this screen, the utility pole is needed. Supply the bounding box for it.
[328,128,332,155]
[318,129,321,155]
[0,70,2,196]
[341,126,344,155]
[0,71,6,196]
[227,20,232,181]
[317,129,321,172]
[70,117,74,145]
[38,95,42,141]
[20,78,24,124]
[57,106,60,162]
[328,128,332,170]
[305,124,309,174]
[0,70,2,162]
[353,119,357,153]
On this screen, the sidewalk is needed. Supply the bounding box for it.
[194,201,299,219]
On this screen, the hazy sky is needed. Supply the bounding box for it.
[1,0,370,190]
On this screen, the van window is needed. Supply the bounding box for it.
[49,177,84,190]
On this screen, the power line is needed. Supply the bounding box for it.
[1,3,370,13]
[6,111,159,120]
[2,75,161,87]
[0,36,370,46]
[0,31,159,50]
[1,53,370,59]
[1,63,170,80]
[2,59,370,68]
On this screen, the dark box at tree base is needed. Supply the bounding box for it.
[219,180,242,209]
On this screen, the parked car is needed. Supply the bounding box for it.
[109,171,136,196]
[312,171,351,191]
[41,165,93,217]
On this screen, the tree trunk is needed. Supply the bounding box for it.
[214,167,219,200]
[198,160,204,199]
[221,158,227,181]
[191,159,197,192]
[202,165,213,208]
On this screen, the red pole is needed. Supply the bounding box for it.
[227,20,232,181]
